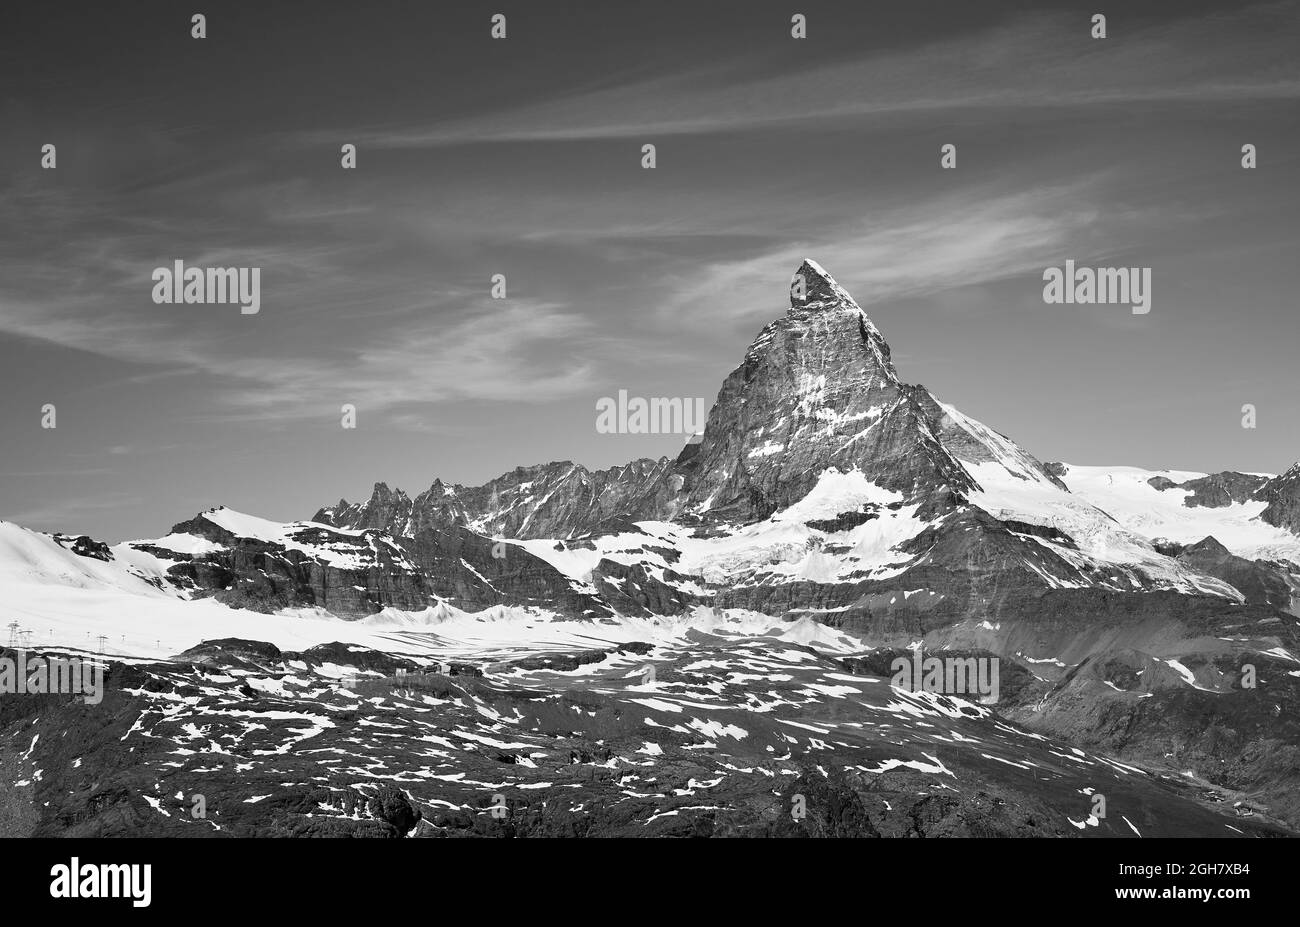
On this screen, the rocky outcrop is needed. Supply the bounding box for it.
[53,534,114,561]
[366,785,422,834]
[1175,536,1295,611]
[1256,463,1300,533]
[589,559,701,616]
[1145,471,1271,507]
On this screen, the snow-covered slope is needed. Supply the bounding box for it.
[957,459,1242,598]
[1056,464,1300,564]
[0,518,439,659]
[0,521,176,598]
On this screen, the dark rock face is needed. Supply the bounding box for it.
[775,767,881,837]
[507,642,651,672]
[840,648,1039,705]
[1006,642,1300,830]
[294,642,423,675]
[1256,464,1300,533]
[404,525,613,618]
[176,638,286,670]
[1145,471,1271,508]
[1175,536,1295,610]
[1041,461,1068,480]
[367,785,421,834]
[53,534,114,561]
[160,513,437,617]
[803,510,879,532]
[589,559,700,616]
[174,639,428,676]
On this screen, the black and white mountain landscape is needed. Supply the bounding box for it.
[2,261,1298,839]
[2,1,1299,860]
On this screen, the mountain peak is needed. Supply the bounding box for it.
[1256,462,1300,533]
[796,257,836,283]
[791,258,855,310]
[788,259,892,359]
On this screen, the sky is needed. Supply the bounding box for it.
[1,0,1298,541]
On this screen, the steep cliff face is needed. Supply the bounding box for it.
[675,260,975,523]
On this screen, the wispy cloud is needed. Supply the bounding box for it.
[311,5,1300,148]
[209,300,605,422]
[658,181,1108,326]
[0,288,607,422]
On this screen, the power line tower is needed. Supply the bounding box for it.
[6,621,20,648]
[96,634,108,654]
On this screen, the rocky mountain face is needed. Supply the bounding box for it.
[674,260,978,523]
[1139,465,1300,534]
[1172,536,1295,610]
[1257,463,1300,532]
[1147,471,1270,507]
[137,508,611,620]
[314,458,676,541]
